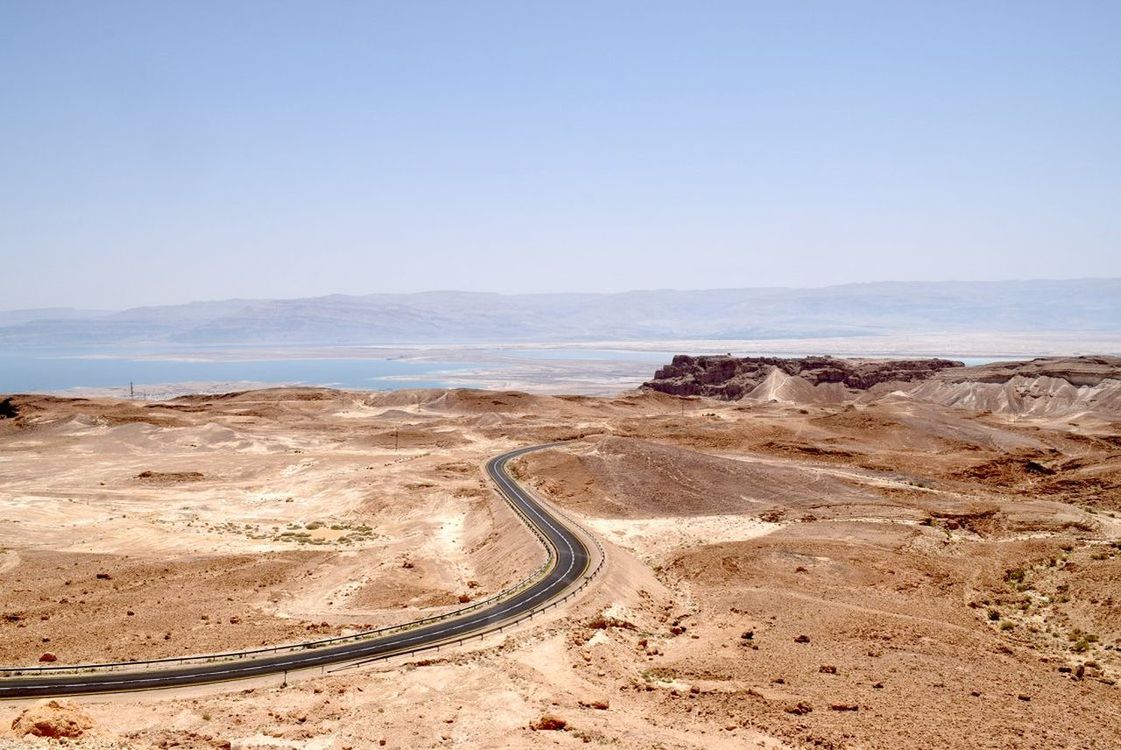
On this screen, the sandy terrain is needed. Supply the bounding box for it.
[0,390,545,666]
[2,383,1120,748]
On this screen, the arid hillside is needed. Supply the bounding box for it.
[644,354,1121,419]
[1,381,1120,749]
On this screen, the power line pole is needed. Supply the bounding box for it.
[129,382,134,400]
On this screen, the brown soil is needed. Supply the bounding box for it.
[2,385,1120,749]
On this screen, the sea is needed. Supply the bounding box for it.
[0,349,1012,396]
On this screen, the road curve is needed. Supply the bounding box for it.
[0,443,593,699]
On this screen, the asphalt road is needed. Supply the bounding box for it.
[0,443,591,698]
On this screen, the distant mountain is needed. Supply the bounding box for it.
[2,280,1119,351]
[0,308,112,326]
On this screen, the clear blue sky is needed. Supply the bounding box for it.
[2,1,1118,309]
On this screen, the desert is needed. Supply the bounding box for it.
[1,356,1119,748]
[8,2,1121,745]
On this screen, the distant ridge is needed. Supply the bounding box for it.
[2,279,1119,351]
[641,354,1121,417]
[642,354,964,399]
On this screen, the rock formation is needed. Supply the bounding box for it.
[934,356,1121,387]
[11,699,94,739]
[914,356,1121,417]
[0,397,17,419]
[642,355,963,399]
[530,714,568,731]
[642,354,1121,417]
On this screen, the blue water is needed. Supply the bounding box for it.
[957,357,1021,367]
[499,348,677,362]
[0,350,1023,394]
[0,355,471,393]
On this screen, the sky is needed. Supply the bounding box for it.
[1,1,1119,310]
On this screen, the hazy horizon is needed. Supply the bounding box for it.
[2,276,1120,315]
[2,280,1118,358]
[4,3,1120,309]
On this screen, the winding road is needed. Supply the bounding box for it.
[0,443,595,699]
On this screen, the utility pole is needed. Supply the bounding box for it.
[129,382,134,400]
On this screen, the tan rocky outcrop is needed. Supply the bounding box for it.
[936,356,1121,387]
[11,699,94,739]
[530,714,568,730]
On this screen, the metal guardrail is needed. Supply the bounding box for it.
[0,447,591,679]
[0,557,553,677]
[330,493,608,673]
[331,554,606,672]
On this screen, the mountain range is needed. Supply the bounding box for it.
[2,279,1119,351]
